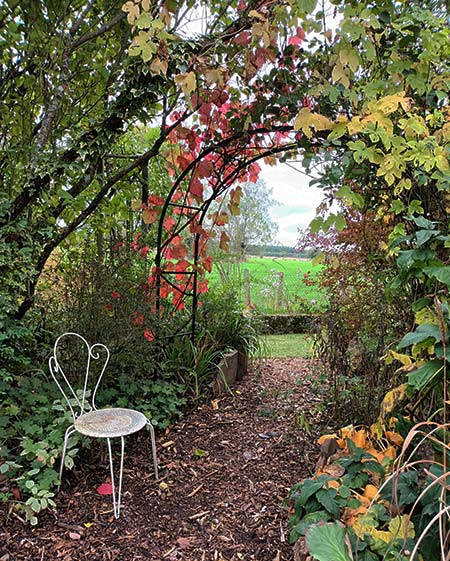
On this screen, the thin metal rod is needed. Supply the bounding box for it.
[107,437,125,518]
[59,424,75,488]
[146,419,159,480]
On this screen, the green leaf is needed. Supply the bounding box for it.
[389,200,405,214]
[398,323,443,349]
[135,13,154,28]
[334,214,346,231]
[424,266,450,287]
[316,488,340,517]
[328,122,347,141]
[407,359,444,391]
[310,217,324,234]
[296,0,317,14]
[292,511,330,540]
[306,523,353,561]
[397,249,434,270]
[299,477,329,505]
[415,229,438,246]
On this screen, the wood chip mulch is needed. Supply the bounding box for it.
[1,358,322,561]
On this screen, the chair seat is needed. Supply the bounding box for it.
[74,408,147,438]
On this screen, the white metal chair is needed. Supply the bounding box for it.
[49,332,158,518]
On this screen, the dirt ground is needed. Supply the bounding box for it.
[0,358,321,561]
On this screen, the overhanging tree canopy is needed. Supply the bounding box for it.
[0,0,448,342]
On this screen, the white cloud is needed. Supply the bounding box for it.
[260,162,324,246]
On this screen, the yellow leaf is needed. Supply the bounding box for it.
[332,61,350,88]
[388,515,415,539]
[363,485,378,500]
[385,431,404,446]
[415,307,436,325]
[122,1,140,23]
[211,399,220,410]
[150,57,168,76]
[377,93,411,115]
[294,108,332,138]
[317,433,338,445]
[378,383,408,419]
[348,117,364,135]
[84,522,93,528]
[339,48,360,72]
[142,208,158,224]
[311,252,325,266]
[174,71,196,98]
[141,0,150,11]
[361,112,393,135]
[159,481,169,491]
[387,349,412,367]
[131,200,143,211]
[248,9,266,20]
[204,68,225,86]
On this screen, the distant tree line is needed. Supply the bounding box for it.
[246,244,319,259]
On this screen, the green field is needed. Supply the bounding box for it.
[209,257,325,314]
[261,334,313,358]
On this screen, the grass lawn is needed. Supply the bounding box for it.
[208,256,325,313]
[261,333,313,358]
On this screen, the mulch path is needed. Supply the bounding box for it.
[1,358,322,561]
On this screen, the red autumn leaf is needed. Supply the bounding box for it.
[202,256,213,273]
[171,191,183,203]
[189,178,203,198]
[159,282,172,299]
[143,330,155,342]
[148,194,165,207]
[175,259,189,272]
[111,291,120,299]
[170,244,188,260]
[140,246,150,259]
[97,483,113,495]
[234,31,250,46]
[173,292,185,311]
[197,280,209,294]
[163,216,176,232]
[113,240,124,251]
[196,159,214,179]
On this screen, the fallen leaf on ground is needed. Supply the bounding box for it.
[96,483,113,495]
[69,531,81,540]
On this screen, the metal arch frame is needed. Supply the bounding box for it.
[50,333,158,519]
[152,138,299,343]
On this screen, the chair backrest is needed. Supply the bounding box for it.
[48,332,110,420]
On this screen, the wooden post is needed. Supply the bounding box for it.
[243,268,251,306]
[277,271,284,310]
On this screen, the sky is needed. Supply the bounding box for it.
[259,162,324,247]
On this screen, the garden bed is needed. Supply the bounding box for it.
[0,358,321,561]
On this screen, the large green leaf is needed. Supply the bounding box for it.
[397,323,443,349]
[397,249,435,270]
[424,266,450,288]
[306,523,353,561]
[407,359,444,391]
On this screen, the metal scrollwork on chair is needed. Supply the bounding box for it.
[49,332,158,518]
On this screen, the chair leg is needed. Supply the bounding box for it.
[59,424,75,489]
[146,419,159,480]
[107,437,125,518]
